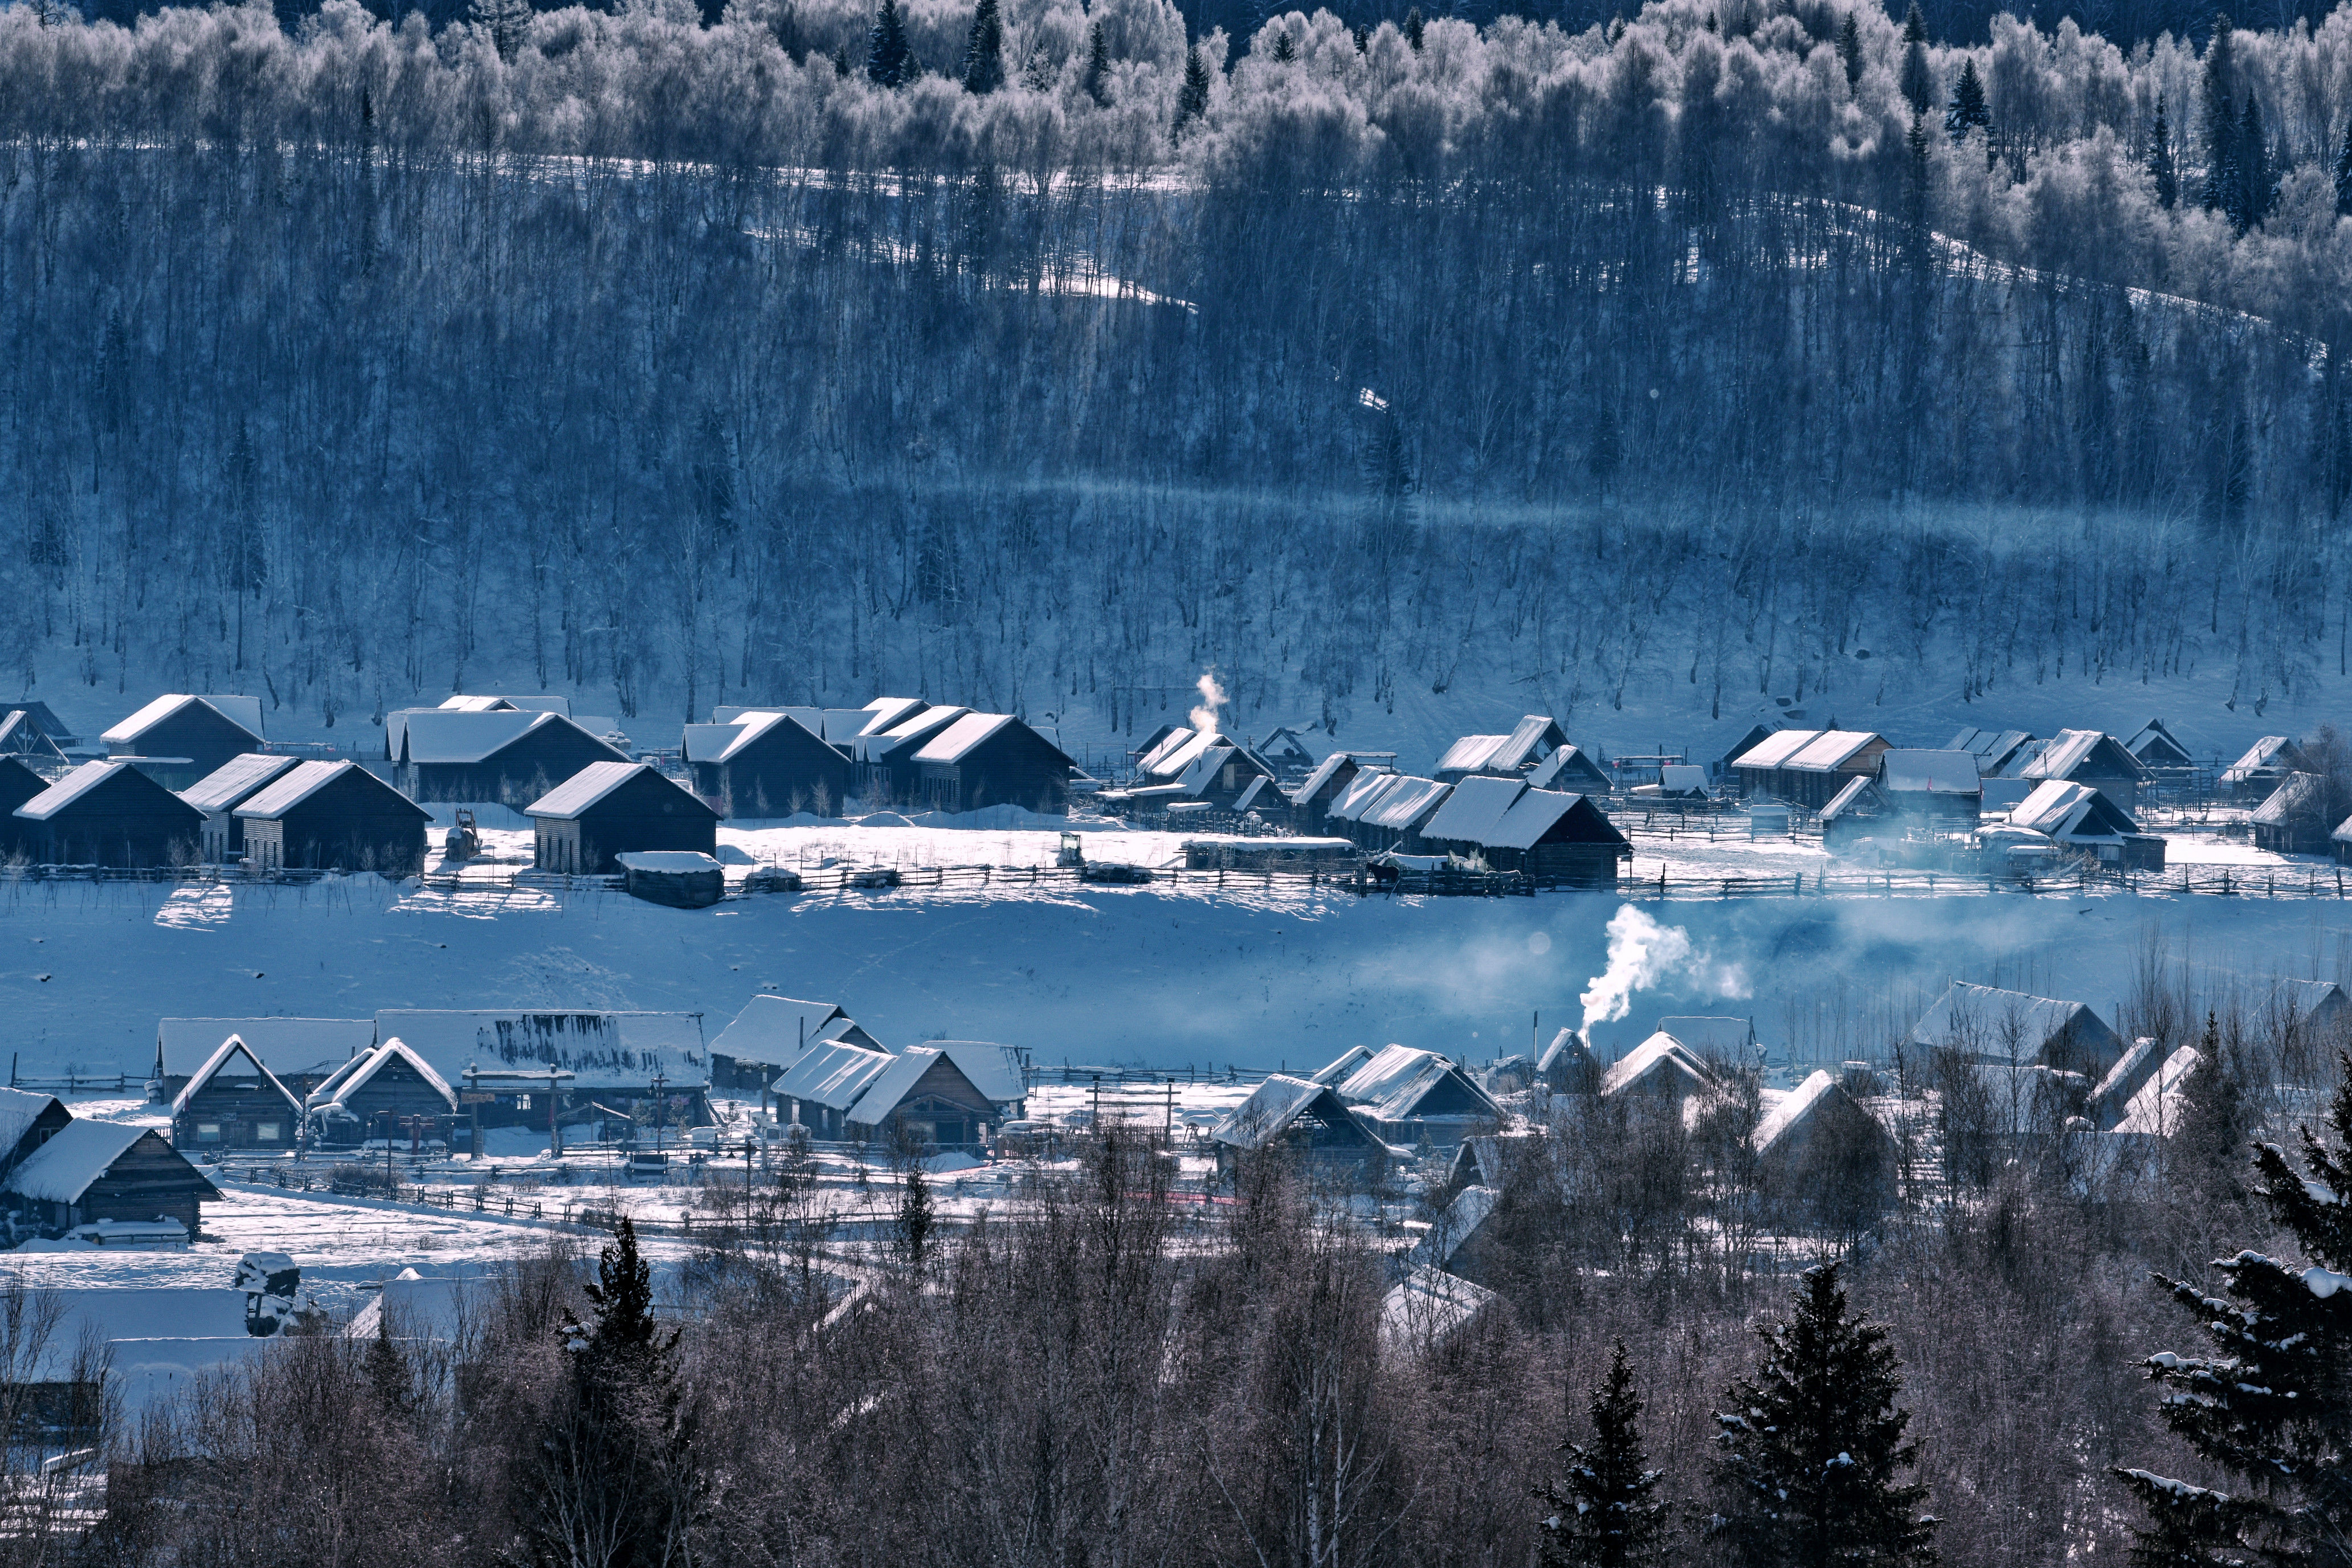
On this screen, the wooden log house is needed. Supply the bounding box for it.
[528,762,718,873]
[11,760,205,867]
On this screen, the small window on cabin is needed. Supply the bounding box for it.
[516,1095,531,1110]
[256,1122,281,1141]
[197,1123,222,1142]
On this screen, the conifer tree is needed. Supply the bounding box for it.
[2200,13,2237,215]
[866,0,913,88]
[2336,115,2352,217]
[2149,93,2178,209]
[2116,1057,2352,1563]
[1836,11,1863,87]
[2238,91,2273,230]
[1403,5,1424,50]
[897,1157,935,1268]
[961,0,1003,95]
[1082,21,1110,106]
[1898,3,1932,116]
[1536,1341,1671,1567]
[1712,1262,1938,1567]
[1943,58,1988,142]
[1269,25,1296,62]
[1172,44,1210,138]
[471,0,532,64]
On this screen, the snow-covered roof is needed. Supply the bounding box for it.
[1435,716,1567,777]
[169,1035,301,1118]
[1381,1264,1497,1349]
[773,1041,895,1112]
[2125,720,2194,765]
[180,754,301,814]
[399,709,551,765]
[439,695,517,712]
[1435,734,1510,774]
[1291,752,1359,803]
[1947,728,2037,765]
[103,695,260,747]
[1657,1018,1754,1055]
[681,723,741,763]
[1134,726,1195,774]
[1878,750,1982,794]
[928,1042,1026,1105]
[323,1038,458,1113]
[236,760,425,820]
[2020,729,2145,783]
[1233,775,1272,813]
[161,1018,375,1080]
[1174,745,1237,795]
[1598,1034,1714,1099]
[1414,1183,1500,1269]
[1526,746,1610,791]
[1535,1028,1591,1077]
[1784,731,1884,771]
[615,851,720,872]
[0,1089,62,1165]
[2007,779,2139,839]
[1487,789,1615,851]
[374,1010,707,1092]
[1359,777,1451,832]
[303,1046,379,1109]
[845,1046,991,1127]
[859,697,928,734]
[5,1121,215,1206]
[528,762,661,819]
[1751,1071,1837,1157]
[1732,729,1822,770]
[704,710,828,765]
[14,761,160,821]
[708,995,871,1069]
[2222,736,2301,785]
[2112,1046,2202,1137]
[1420,775,1527,846]
[1908,981,2121,1065]
[911,713,1018,765]
[1326,771,1403,823]
[1213,1075,1350,1150]
[1334,1045,1500,1124]
[1146,728,1221,780]
[2251,772,2327,826]
[1818,775,1880,822]
[1311,1046,1373,1085]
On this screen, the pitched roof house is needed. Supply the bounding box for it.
[701,710,851,819]
[842,1046,998,1149]
[1211,1075,1388,1169]
[2016,729,2150,810]
[101,696,264,786]
[235,761,432,875]
[179,753,302,863]
[1331,1046,1501,1146]
[526,762,718,874]
[2222,736,2306,798]
[909,714,1076,815]
[2,1121,221,1238]
[154,1018,378,1098]
[706,995,885,1091]
[1730,730,1891,808]
[2007,780,2166,869]
[1908,981,2124,1075]
[2249,772,2335,855]
[13,760,205,867]
[391,712,630,806]
[2124,719,2195,774]
[772,1042,896,1138]
[169,1036,303,1151]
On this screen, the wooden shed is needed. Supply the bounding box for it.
[1875,749,1983,827]
[236,761,431,875]
[1211,1075,1389,1172]
[391,711,628,806]
[100,696,263,788]
[1330,1046,1502,1147]
[1730,730,1890,808]
[704,711,851,818]
[12,761,204,867]
[2,1122,220,1238]
[842,1046,998,1149]
[179,753,301,863]
[1946,727,2040,775]
[170,1036,303,1152]
[909,713,1075,815]
[528,762,718,873]
[304,1039,459,1148]
[618,851,725,909]
[2249,772,2334,856]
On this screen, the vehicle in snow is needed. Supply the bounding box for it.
[442,808,481,861]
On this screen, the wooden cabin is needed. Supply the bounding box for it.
[1331,1046,1502,1148]
[1288,753,1388,834]
[170,1036,303,1151]
[773,1042,895,1138]
[100,696,263,788]
[2014,729,2150,811]
[528,762,718,873]
[2,1122,220,1238]
[1255,726,1320,786]
[707,995,885,1094]
[848,706,966,810]
[1421,779,1629,884]
[703,711,851,818]
[1908,981,2124,1076]
[2250,772,2334,856]
[1875,749,1983,827]
[1730,730,1890,808]
[2124,719,2195,777]
[179,753,301,863]
[0,1089,74,1186]
[1211,1076,1388,1173]
[391,711,628,805]
[2222,737,2306,802]
[235,761,431,875]
[909,714,1075,815]
[843,1047,997,1149]
[1714,724,1778,783]
[153,1018,378,1101]
[1434,715,1571,783]
[0,757,46,860]
[1947,728,2040,775]
[304,1040,458,1147]
[12,761,204,867]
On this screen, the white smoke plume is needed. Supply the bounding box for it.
[1579,906,1749,1034]
[1189,669,1228,734]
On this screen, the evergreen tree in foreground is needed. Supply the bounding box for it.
[867,0,913,88]
[961,0,1003,95]
[2114,1058,2352,1563]
[1537,1341,1671,1567]
[1172,44,1210,138]
[1082,21,1110,106]
[1713,1262,1938,1567]
[1943,59,1988,143]
[2149,93,2178,210]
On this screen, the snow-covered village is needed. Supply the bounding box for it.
[9,0,2352,1550]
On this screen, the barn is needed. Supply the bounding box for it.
[842,1046,998,1149]
[1730,730,1891,807]
[909,713,1076,814]
[391,711,629,806]
[303,1039,459,1147]
[13,761,205,867]
[2014,729,2151,811]
[179,753,301,863]
[706,995,885,1095]
[100,696,264,787]
[236,761,431,875]
[2,1121,220,1238]
[170,1036,303,1151]
[528,762,719,873]
[153,1018,378,1101]
[701,710,851,818]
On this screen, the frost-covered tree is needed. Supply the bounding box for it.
[470,0,531,62]
[1712,1263,1938,1568]
[960,0,1003,95]
[1943,59,1988,142]
[867,0,914,87]
[2114,1060,2352,1563]
[1537,1341,1671,1568]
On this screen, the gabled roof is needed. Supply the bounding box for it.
[170,1035,301,1117]
[304,1046,380,1109]
[1818,775,1883,823]
[1334,1046,1501,1124]
[160,1018,378,1081]
[2008,779,2142,839]
[0,1089,64,1166]
[1435,716,1569,777]
[1751,1071,1868,1159]
[2020,729,2147,783]
[3,1121,218,1206]
[2086,1037,2163,1127]
[1381,1264,1498,1349]
[1784,731,1884,771]
[180,753,302,814]
[103,695,261,747]
[1732,729,1822,770]
[860,697,928,735]
[681,724,742,763]
[1947,728,2038,768]
[0,712,66,762]
[439,695,518,712]
[374,1010,707,1091]
[855,705,969,763]
[1212,1075,1379,1152]
[1879,750,1982,794]
[2112,1046,2202,1137]
[399,709,584,765]
[1233,775,1273,813]
[773,1041,895,1112]
[1487,789,1622,851]
[525,761,711,821]
[1145,728,1221,779]
[1311,1046,1374,1085]
[1525,746,1610,791]
[927,1042,1025,1105]
[708,995,875,1070]
[844,1046,991,1127]
[1420,775,1528,846]
[14,760,179,821]
[1359,777,1451,832]
[2124,720,2194,766]
[912,713,1019,765]
[236,760,429,820]
[1536,1028,1594,1078]
[2251,771,2328,826]
[709,710,833,765]
[1598,1033,1715,1098]
[2222,737,2302,785]
[1326,770,1404,823]
[1657,1018,1755,1054]
[321,1038,458,1112]
[1907,981,2121,1065]
[1291,752,1359,805]
[1414,1183,1501,1269]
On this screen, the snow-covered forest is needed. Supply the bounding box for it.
[3,0,2351,737]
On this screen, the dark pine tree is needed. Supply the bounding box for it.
[2337,115,2352,217]
[1172,44,1210,137]
[1712,1262,1938,1568]
[1403,5,1423,49]
[897,1157,935,1268]
[2114,1057,2352,1563]
[1536,1341,1672,1568]
[866,0,913,88]
[1898,3,1932,117]
[1943,58,1989,142]
[1836,11,1863,88]
[2238,92,2275,230]
[1082,20,1110,106]
[961,0,1003,95]
[2200,13,2237,217]
[1269,25,1296,62]
[2150,93,2178,210]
